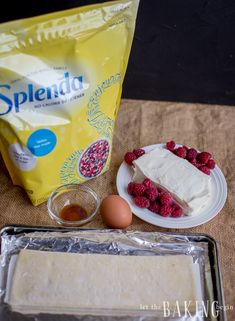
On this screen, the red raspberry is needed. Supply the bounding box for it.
[199,165,210,175]
[166,140,175,151]
[174,147,187,158]
[133,183,146,196]
[143,178,154,189]
[159,192,173,205]
[157,187,165,195]
[197,152,211,165]
[134,196,150,208]
[127,182,135,195]
[133,148,145,158]
[159,205,172,217]
[186,148,198,161]
[145,187,158,201]
[149,201,160,214]
[124,152,137,165]
[171,204,183,218]
[182,145,189,151]
[190,159,201,168]
[207,159,215,169]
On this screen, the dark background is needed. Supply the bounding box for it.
[1,0,235,105]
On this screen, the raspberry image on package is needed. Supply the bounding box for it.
[78,139,110,178]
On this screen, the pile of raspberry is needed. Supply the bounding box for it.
[127,178,184,218]
[166,141,216,175]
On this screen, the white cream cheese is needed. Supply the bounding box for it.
[133,147,212,215]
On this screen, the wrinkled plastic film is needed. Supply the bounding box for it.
[0,229,218,321]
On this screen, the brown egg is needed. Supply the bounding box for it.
[100,195,132,228]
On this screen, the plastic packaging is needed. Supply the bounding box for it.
[0,227,227,320]
[0,0,139,205]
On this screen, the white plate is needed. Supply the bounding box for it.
[116,144,227,228]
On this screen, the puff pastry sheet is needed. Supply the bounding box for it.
[6,250,202,313]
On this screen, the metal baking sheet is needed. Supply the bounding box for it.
[0,225,227,321]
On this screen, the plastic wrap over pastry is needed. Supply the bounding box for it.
[0,227,226,320]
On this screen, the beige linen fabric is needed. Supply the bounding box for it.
[0,99,234,319]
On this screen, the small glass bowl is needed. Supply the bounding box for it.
[47,184,100,226]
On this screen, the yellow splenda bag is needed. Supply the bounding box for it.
[0,0,139,205]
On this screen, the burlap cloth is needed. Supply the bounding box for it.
[0,99,234,318]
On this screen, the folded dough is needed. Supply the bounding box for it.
[6,250,202,314]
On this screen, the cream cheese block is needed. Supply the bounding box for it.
[6,250,202,314]
[133,147,212,215]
